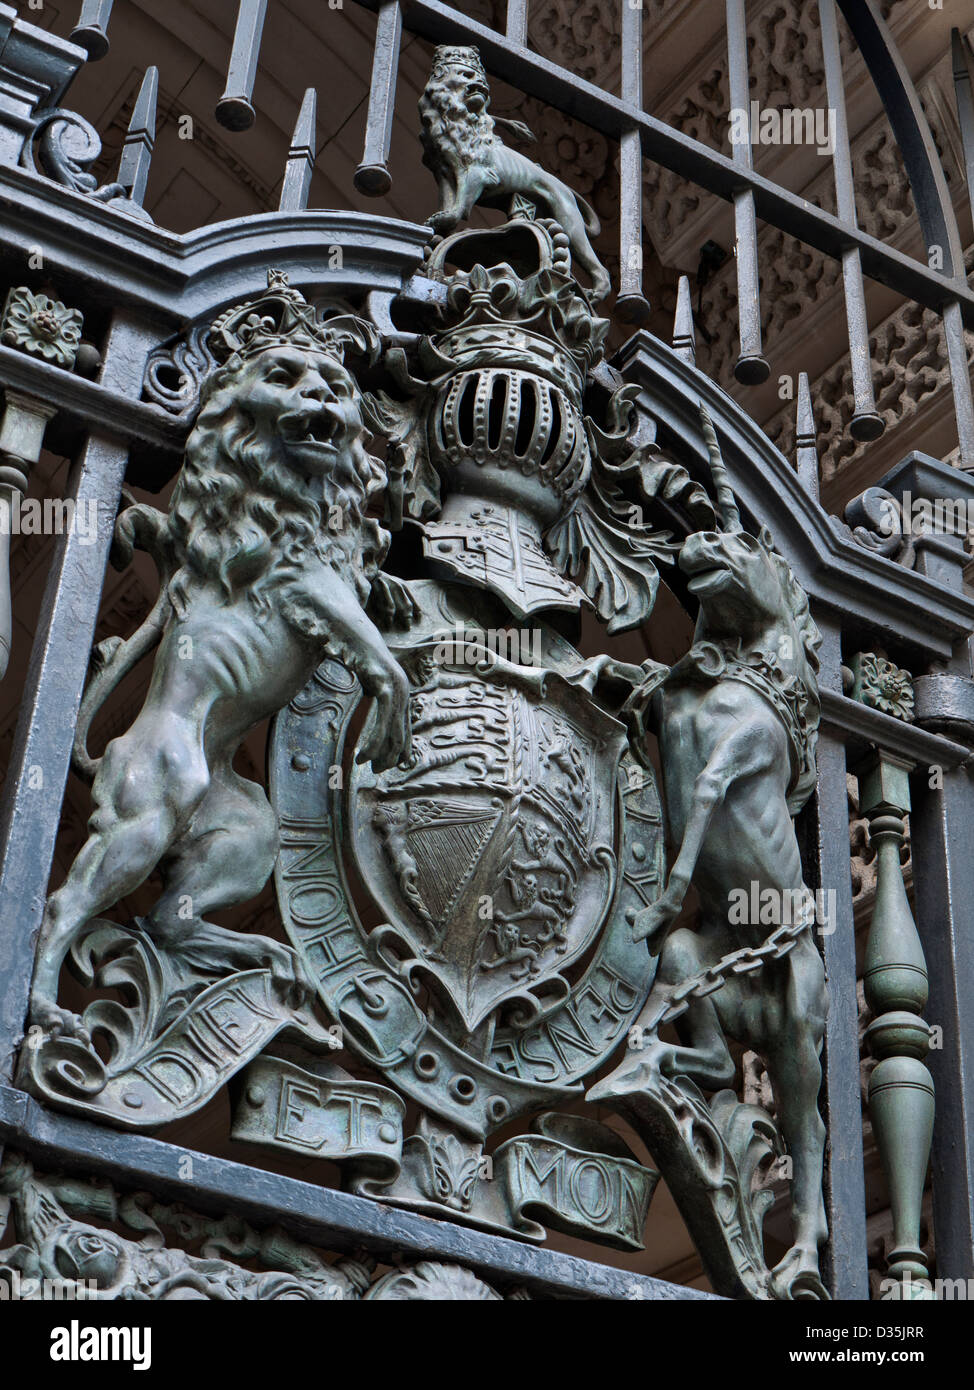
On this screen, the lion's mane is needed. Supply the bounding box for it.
[419,75,499,174]
[165,355,389,623]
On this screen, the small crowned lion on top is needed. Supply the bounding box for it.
[30,272,414,1037]
[419,45,611,303]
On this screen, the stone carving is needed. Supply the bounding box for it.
[418,46,611,302]
[591,409,829,1300]
[27,269,414,1051]
[0,1152,513,1301]
[530,0,620,85]
[364,1263,504,1300]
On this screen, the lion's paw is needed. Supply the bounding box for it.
[28,998,91,1045]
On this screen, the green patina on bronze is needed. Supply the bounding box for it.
[20,46,837,1300]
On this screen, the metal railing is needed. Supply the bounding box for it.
[0,0,969,1302]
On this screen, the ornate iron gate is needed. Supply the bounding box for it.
[0,0,972,1305]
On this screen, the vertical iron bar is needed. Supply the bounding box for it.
[951,29,974,469]
[725,0,769,384]
[216,0,268,132]
[910,550,974,1285]
[950,28,974,215]
[506,0,528,46]
[116,67,158,210]
[797,618,870,1300]
[617,0,650,324]
[795,371,821,500]
[911,763,974,1285]
[942,299,974,470]
[0,315,159,1084]
[354,1,402,196]
[672,274,696,366]
[70,0,114,60]
[836,0,974,468]
[279,88,317,212]
[0,395,56,682]
[818,0,884,442]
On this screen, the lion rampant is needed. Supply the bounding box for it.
[30,276,413,1037]
[418,45,611,303]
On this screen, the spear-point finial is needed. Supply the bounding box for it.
[279,88,317,212]
[699,401,742,532]
[673,275,696,366]
[116,66,158,208]
[795,371,821,501]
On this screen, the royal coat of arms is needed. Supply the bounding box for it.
[19,45,831,1299]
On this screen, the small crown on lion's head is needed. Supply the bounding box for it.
[429,44,488,86]
[206,269,379,369]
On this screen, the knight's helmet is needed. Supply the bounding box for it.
[420,219,608,621]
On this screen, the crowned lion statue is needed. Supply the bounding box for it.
[418,45,611,303]
[30,272,413,1037]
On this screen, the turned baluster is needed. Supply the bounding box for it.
[856,747,935,1298]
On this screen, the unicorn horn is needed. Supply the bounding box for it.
[699,402,742,532]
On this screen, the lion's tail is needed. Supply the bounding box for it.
[72,504,174,782]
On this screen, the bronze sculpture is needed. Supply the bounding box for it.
[419,45,612,303]
[19,45,834,1302]
[592,410,828,1299]
[30,272,413,1039]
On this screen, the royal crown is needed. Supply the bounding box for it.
[208,269,379,367]
[428,45,488,87]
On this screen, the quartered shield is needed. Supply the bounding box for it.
[349,652,627,1035]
